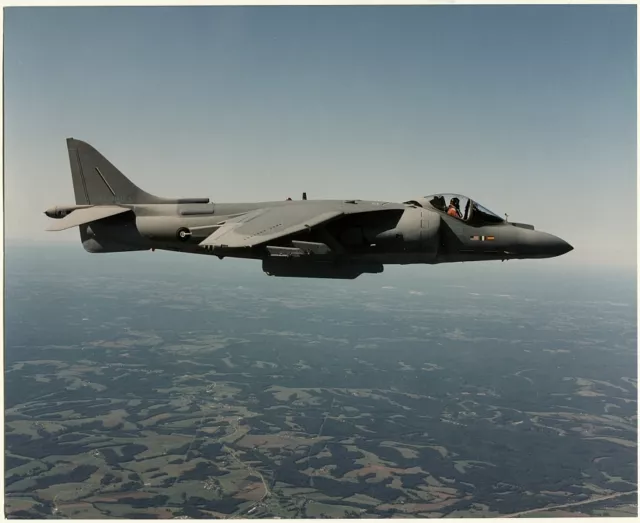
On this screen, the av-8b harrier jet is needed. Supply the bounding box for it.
[45,139,573,279]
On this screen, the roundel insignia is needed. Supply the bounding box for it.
[177,227,192,241]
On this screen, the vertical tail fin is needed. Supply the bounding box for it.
[67,138,166,205]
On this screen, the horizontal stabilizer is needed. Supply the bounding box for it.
[46,206,130,231]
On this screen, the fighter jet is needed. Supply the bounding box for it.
[45,138,573,279]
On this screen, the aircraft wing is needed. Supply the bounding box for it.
[199,205,344,249]
[46,206,130,231]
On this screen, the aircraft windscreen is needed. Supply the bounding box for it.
[471,201,504,224]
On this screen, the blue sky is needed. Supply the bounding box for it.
[4,5,637,270]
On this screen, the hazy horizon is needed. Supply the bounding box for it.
[5,241,636,300]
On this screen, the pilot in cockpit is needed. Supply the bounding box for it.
[447,197,462,218]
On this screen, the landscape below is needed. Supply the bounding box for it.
[4,245,637,518]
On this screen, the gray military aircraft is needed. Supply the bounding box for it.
[45,138,573,279]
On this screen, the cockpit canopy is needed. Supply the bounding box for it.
[404,193,504,226]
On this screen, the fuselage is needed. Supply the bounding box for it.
[61,196,572,266]
[46,139,573,279]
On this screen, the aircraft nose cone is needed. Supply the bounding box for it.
[542,234,573,257]
[557,238,573,256]
[527,232,573,258]
[519,231,573,258]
